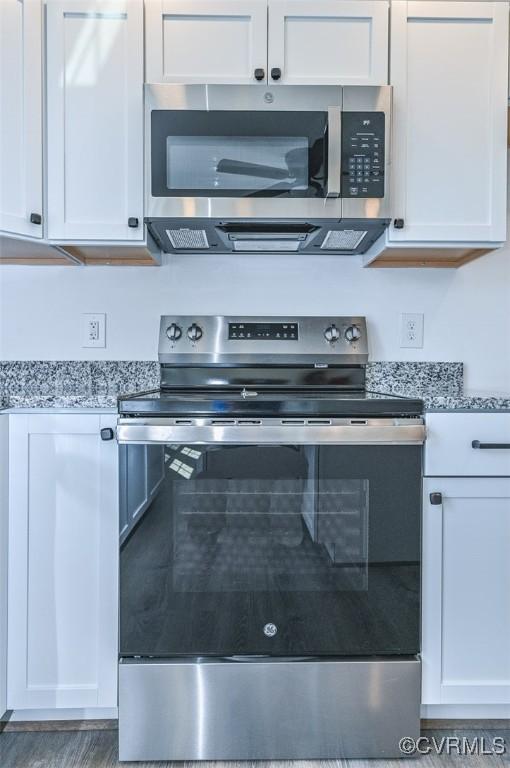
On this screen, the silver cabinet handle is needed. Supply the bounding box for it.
[326,107,341,198]
[472,440,510,450]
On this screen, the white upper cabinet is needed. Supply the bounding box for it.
[145,0,388,85]
[268,0,388,86]
[46,0,144,241]
[0,0,43,238]
[145,0,268,84]
[389,1,508,244]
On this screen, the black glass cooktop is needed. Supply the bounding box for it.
[118,389,423,418]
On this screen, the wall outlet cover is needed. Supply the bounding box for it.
[81,313,106,348]
[400,312,424,349]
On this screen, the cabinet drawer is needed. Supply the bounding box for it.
[425,413,510,477]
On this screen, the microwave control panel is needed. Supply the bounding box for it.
[341,112,385,198]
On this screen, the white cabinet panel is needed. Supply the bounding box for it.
[390,1,508,243]
[46,0,143,241]
[146,0,268,84]
[422,478,510,705]
[7,414,118,710]
[268,0,388,85]
[0,0,43,238]
[425,413,510,478]
[0,417,8,718]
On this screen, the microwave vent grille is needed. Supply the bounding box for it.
[321,230,367,250]
[167,228,209,250]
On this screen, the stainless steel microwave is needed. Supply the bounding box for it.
[145,84,392,255]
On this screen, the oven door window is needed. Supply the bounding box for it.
[119,443,421,658]
[151,111,328,198]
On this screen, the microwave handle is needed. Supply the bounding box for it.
[326,107,342,198]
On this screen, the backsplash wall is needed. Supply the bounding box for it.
[0,246,509,391]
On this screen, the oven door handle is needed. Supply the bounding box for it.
[116,421,426,446]
[326,107,342,199]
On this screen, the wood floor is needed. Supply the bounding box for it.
[1,728,509,767]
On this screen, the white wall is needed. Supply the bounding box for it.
[1,246,510,391]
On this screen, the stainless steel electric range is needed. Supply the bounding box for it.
[116,316,425,762]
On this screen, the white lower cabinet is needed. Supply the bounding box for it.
[7,414,118,710]
[0,416,8,718]
[422,475,510,706]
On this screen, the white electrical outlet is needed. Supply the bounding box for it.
[400,313,424,348]
[81,313,106,348]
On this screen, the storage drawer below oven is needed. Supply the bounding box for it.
[119,657,420,761]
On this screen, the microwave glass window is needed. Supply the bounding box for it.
[166,136,309,193]
[151,110,328,198]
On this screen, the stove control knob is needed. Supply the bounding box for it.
[187,323,203,342]
[324,324,341,343]
[344,324,362,344]
[166,323,182,342]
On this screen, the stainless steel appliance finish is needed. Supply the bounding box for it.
[145,84,392,254]
[117,416,426,446]
[118,314,424,762]
[158,314,368,364]
[119,657,421,761]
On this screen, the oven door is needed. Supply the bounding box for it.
[118,419,424,659]
[146,83,344,219]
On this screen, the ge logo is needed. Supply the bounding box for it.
[263,623,278,637]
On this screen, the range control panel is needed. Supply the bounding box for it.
[159,316,369,364]
[341,112,385,199]
[228,322,298,340]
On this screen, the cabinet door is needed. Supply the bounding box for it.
[0,417,8,719]
[268,0,388,85]
[422,478,510,705]
[46,0,143,241]
[0,0,43,238]
[7,414,118,710]
[390,1,508,243]
[145,0,268,84]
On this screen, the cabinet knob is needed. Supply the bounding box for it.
[30,212,42,225]
[270,67,282,81]
[100,427,115,441]
[393,218,404,229]
[128,217,139,228]
[254,68,265,81]
[429,492,442,506]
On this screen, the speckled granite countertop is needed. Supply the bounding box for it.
[366,362,510,411]
[1,360,509,412]
[2,395,117,411]
[0,361,158,412]
[375,389,510,412]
